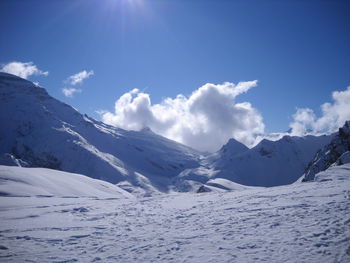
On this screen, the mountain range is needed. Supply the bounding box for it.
[0,72,343,195]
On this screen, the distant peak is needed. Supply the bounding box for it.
[219,138,248,155]
[226,138,244,146]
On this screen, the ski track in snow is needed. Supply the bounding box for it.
[1,177,350,263]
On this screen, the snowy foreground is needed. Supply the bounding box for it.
[1,165,350,262]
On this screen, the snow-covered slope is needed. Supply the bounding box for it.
[182,134,332,187]
[197,177,252,193]
[314,162,350,182]
[0,165,133,198]
[0,163,349,262]
[209,138,249,163]
[0,73,201,194]
[302,121,350,182]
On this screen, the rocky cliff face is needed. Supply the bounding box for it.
[302,121,350,182]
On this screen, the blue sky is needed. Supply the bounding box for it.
[1,0,350,150]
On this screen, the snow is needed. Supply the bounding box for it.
[1,73,350,262]
[0,164,349,262]
[0,165,133,199]
[303,121,350,182]
[183,134,332,187]
[0,73,335,193]
[205,178,253,191]
[337,151,350,165]
[1,72,350,262]
[314,163,350,182]
[0,72,201,195]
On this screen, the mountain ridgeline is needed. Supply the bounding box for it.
[0,73,340,194]
[0,72,200,195]
[180,133,332,188]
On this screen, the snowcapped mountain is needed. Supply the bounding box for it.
[0,72,201,195]
[302,121,350,182]
[181,134,332,187]
[0,72,338,193]
[206,138,249,164]
[1,73,349,262]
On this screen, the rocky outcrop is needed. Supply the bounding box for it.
[302,121,350,182]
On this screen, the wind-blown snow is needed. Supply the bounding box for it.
[0,164,349,262]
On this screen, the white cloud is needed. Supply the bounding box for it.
[0,61,48,79]
[62,70,94,98]
[62,87,82,98]
[289,108,316,136]
[66,70,94,86]
[290,86,350,136]
[101,81,265,152]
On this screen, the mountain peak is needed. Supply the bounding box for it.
[219,138,249,156]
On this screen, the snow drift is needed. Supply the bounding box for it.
[0,165,133,198]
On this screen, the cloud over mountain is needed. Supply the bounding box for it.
[102,81,265,152]
[290,86,350,136]
[0,61,48,79]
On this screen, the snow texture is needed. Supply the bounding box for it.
[0,164,349,262]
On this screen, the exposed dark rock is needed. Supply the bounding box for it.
[302,121,350,182]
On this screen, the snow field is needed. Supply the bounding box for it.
[1,164,349,262]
